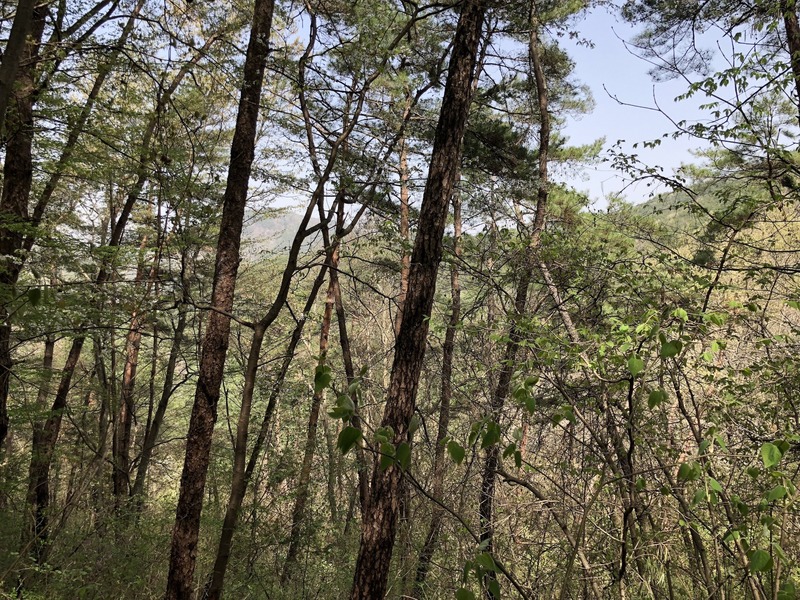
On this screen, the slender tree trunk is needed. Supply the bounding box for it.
[113,249,151,506]
[331,250,370,513]
[131,290,189,500]
[349,2,487,597]
[23,337,84,561]
[20,335,55,555]
[393,133,411,337]
[282,261,337,583]
[478,7,550,596]
[165,0,275,595]
[413,191,462,595]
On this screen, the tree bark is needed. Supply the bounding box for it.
[0,4,46,455]
[413,190,462,595]
[0,0,37,137]
[781,0,800,126]
[349,2,488,597]
[164,0,275,596]
[478,6,550,596]
[282,259,337,583]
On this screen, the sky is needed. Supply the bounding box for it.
[558,7,716,207]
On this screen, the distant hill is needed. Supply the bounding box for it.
[242,211,319,258]
[633,190,725,233]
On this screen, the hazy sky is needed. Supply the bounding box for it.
[559,7,716,206]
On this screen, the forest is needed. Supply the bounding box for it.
[0,0,799,598]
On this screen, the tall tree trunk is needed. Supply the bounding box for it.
[113,248,151,506]
[23,337,84,561]
[781,0,800,126]
[413,190,462,595]
[478,6,550,596]
[349,2,487,597]
[282,258,337,583]
[0,5,46,455]
[164,1,275,594]
[0,0,37,137]
[130,285,189,500]
[330,248,370,513]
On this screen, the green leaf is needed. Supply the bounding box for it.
[408,415,421,435]
[749,549,773,572]
[314,364,332,393]
[766,486,787,501]
[761,442,783,469]
[660,340,682,358]
[328,394,355,420]
[447,440,465,465]
[475,552,497,572]
[627,355,644,377]
[648,389,667,409]
[488,579,501,599]
[456,588,476,600]
[336,426,362,455]
[374,426,394,444]
[396,442,411,471]
[778,580,797,600]
[28,288,42,306]
[514,450,522,468]
[678,462,699,482]
[379,441,396,471]
[481,422,501,449]
[692,488,707,506]
[709,478,723,493]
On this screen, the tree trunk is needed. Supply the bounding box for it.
[0,0,37,137]
[164,2,275,594]
[0,5,46,454]
[23,336,84,561]
[413,190,462,595]
[130,289,189,500]
[282,259,337,583]
[781,0,800,126]
[478,6,551,596]
[113,250,150,506]
[349,2,488,597]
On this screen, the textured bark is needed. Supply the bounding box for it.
[0,0,36,136]
[165,0,275,595]
[478,7,550,596]
[413,191,462,595]
[282,263,336,583]
[0,5,46,455]
[781,0,800,126]
[349,2,487,597]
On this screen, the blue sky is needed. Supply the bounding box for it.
[559,7,715,206]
